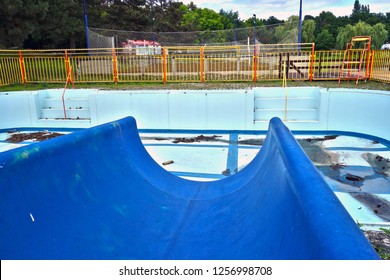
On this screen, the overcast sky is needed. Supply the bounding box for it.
[179,0,390,21]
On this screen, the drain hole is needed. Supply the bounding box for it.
[345,174,364,182]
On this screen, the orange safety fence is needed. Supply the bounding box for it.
[1,45,389,86]
[371,49,390,84]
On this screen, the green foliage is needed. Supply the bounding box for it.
[219,10,243,29]
[35,0,85,48]
[151,1,187,32]
[264,16,284,26]
[244,17,264,28]
[103,0,148,31]
[313,11,343,41]
[351,0,371,23]
[275,16,298,43]
[352,0,370,15]
[302,20,316,43]
[181,8,224,31]
[372,244,390,260]
[0,0,389,49]
[371,23,389,49]
[0,0,49,48]
[336,21,388,49]
[315,29,335,50]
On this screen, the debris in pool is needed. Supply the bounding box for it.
[222,169,231,176]
[351,193,390,221]
[6,131,64,143]
[363,230,390,258]
[345,174,364,182]
[330,163,346,170]
[172,135,221,144]
[304,135,338,142]
[30,213,35,222]
[337,173,365,187]
[238,138,264,146]
[362,153,390,176]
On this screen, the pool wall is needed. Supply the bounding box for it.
[0,87,389,140]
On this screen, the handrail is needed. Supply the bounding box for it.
[282,61,288,121]
[339,36,372,84]
[62,65,73,119]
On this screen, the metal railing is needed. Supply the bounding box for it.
[62,65,74,119]
[1,44,389,86]
[371,49,390,84]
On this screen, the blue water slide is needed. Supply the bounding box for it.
[0,117,379,259]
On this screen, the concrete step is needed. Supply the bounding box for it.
[254,97,318,109]
[43,98,90,109]
[41,108,90,119]
[253,87,320,98]
[37,118,91,128]
[254,108,319,121]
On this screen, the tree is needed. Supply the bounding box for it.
[1,0,389,49]
[387,13,390,41]
[315,29,335,50]
[302,20,315,43]
[264,16,283,26]
[353,0,361,14]
[336,21,388,49]
[0,0,48,48]
[219,9,244,30]
[304,15,315,21]
[352,0,370,14]
[314,11,337,37]
[32,0,85,48]
[148,0,186,32]
[103,0,148,31]
[275,16,298,43]
[181,7,224,31]
[351,0,370,23]
[371,23,389,49]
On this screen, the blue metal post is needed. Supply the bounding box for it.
[298,0,302,45]
[234,21,237,44]
[83,0,90,49]
[253,14,256,45]
[150,4,155,43]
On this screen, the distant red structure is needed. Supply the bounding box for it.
[121,39,161,55]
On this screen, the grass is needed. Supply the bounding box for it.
[376,228,390,260]
[380,228,390,235]
[374,245,390,260]
[1,80,390,92]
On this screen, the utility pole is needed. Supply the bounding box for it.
[150,2,155,44]
[253,14,257,45]
[298,0,303,45]
[83,0,90,49]
[234,21,237,45]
